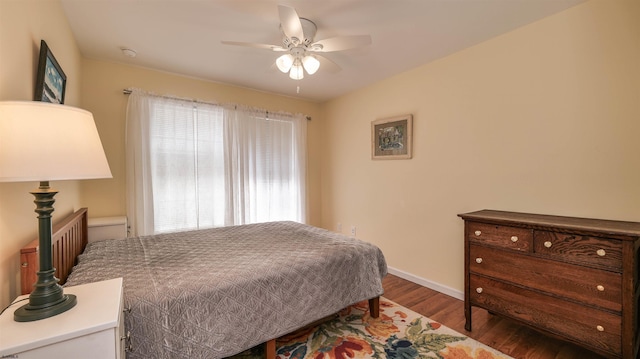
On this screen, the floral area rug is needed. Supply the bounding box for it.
[228,297,513,359]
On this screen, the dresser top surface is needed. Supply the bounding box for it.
[459,209,640,238]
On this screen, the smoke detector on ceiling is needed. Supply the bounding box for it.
[121,47,137,58]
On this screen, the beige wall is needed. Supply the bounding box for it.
[0,0,84,308]
[79,59,324,224]
[321,0,640,294]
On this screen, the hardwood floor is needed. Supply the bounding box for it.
[382,274,607,359]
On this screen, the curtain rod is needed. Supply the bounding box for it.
[123,88,311,121]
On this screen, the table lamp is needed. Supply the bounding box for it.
[0,101,112,322]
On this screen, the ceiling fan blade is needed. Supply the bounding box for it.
[314,54,341,73]
[278,5,304,43]
[221,41,286,51]
[311,35,372,52]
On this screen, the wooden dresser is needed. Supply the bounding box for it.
[458,210,639,359]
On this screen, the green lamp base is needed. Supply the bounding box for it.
[13,294,78,322]
[14,294,77,322]
[13,182,78,322]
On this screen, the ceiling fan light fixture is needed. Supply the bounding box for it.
[222,5,373,84]
[302,55,320,75]
[276,54,294,73]
[289,61,304,80]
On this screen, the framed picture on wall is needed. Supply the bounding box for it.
[34,40,66,104]
[371,114,413,160]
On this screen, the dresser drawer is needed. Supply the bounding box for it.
[470,274,621,356]
[469,245,622,312]
[533,231,623,271]
[467,222,532,252]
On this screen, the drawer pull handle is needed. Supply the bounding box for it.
[510,236,518,242]
[475,257,483,264]
[596,249,606,257]
[596,325,604,332]
[597,285,605,292]
[476,287,483,294]
[544,241,552,248]
[124,307,132,313]
[474,230,482,236]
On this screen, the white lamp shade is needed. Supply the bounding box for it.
[0,101,112,182]
[302,55,320,75]
[276,54,294,73]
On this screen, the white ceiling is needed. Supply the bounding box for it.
[60,0,585,102]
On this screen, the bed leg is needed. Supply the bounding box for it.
[369,297,380,318]
[265,338,276,359]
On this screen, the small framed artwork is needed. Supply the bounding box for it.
[34,40,66,104]
[371,114,413,160]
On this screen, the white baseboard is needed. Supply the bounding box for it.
[387,266,464,301]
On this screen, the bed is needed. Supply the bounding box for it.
[20,208,387,359]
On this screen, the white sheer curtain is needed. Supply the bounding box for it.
[126,90,307,236]
[125,92,155,236]
[223,105,307,225]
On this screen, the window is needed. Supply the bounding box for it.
[126,92,306,236]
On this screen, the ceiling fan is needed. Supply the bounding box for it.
[222,5,372,80]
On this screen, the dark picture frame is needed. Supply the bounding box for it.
[371,114,413,160]
[34,40,66,104]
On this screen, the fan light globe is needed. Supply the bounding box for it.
[276,54,294,73]
[289,62,304,80]
[302,56,320,75]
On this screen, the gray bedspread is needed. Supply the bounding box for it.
[65,221,387,358]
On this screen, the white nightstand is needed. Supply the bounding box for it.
[0,278,125,359]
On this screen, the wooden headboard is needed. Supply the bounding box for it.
[20,208,89,295]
